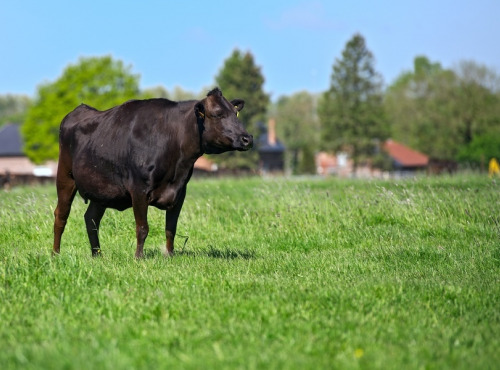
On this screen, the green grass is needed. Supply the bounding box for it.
[0,175,499,369]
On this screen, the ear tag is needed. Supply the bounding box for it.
[235,107,239,117]
[199,111,205,119]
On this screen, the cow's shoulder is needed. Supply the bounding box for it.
[60,103,99,132]
[78,103,99,111]
[66,103,99,117]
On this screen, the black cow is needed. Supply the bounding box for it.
[53,87,253,258]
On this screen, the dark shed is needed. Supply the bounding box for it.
[258,118,285,173]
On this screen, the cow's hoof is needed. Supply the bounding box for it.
[92,249,102,257]
[163,250,174,258]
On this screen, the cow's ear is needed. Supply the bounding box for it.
[194,102,205,119]
[231,99,244,112]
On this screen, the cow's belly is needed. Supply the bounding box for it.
[78,187,132,211]
[73,168,131,210]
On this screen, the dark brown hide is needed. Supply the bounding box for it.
[53,88,252,258]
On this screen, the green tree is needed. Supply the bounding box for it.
[215,49,269,130]
[453,60,500,146]
[273,91,320,174]
[22,56,140,163]
[318,33,386,173]
[214,49,270,169]
[385,57,500,160]
[385,56,459,159]
[454,61,500,167]
[0,94,31,126]
[457,130,500,167]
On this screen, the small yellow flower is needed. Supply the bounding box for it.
[354,348,364,358]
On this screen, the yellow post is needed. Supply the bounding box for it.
[489,158,500,177]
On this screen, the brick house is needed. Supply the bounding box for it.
[0,124,57,187]
[316,139,429,177]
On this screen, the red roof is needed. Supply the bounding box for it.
[383,140,429,167]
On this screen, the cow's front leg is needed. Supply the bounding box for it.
[165,185,187,256]
[84,201,106,256]
[132,195,149,259]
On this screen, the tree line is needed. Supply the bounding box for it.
[1,33,499,172]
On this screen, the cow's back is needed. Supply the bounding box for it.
[58,99,188,209]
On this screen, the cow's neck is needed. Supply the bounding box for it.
[147,104,201,210]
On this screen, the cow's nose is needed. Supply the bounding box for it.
[241,134,253,148]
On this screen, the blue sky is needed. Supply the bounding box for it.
[1,0,499,100]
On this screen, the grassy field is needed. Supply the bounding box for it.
[0,175,499,369]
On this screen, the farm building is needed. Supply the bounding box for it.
[316,151,351,177]
[258,118,285,174]
[0,124,57,187]
[316,139,429,177]
[382,139,429,175]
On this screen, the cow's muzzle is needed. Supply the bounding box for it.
[239,134,253,150]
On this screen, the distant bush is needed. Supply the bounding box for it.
[458,131,500,165]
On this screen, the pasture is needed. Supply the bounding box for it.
[1,175,499,369]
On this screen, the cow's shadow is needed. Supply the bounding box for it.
[143,246,256,260]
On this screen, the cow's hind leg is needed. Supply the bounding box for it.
[53,175,77,255]
[84,201,106,256]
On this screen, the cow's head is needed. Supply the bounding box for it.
[195,88,253,154]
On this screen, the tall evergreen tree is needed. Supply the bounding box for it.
[318,33,386,173]
[214,49,270,169]
[215,49,269,132]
